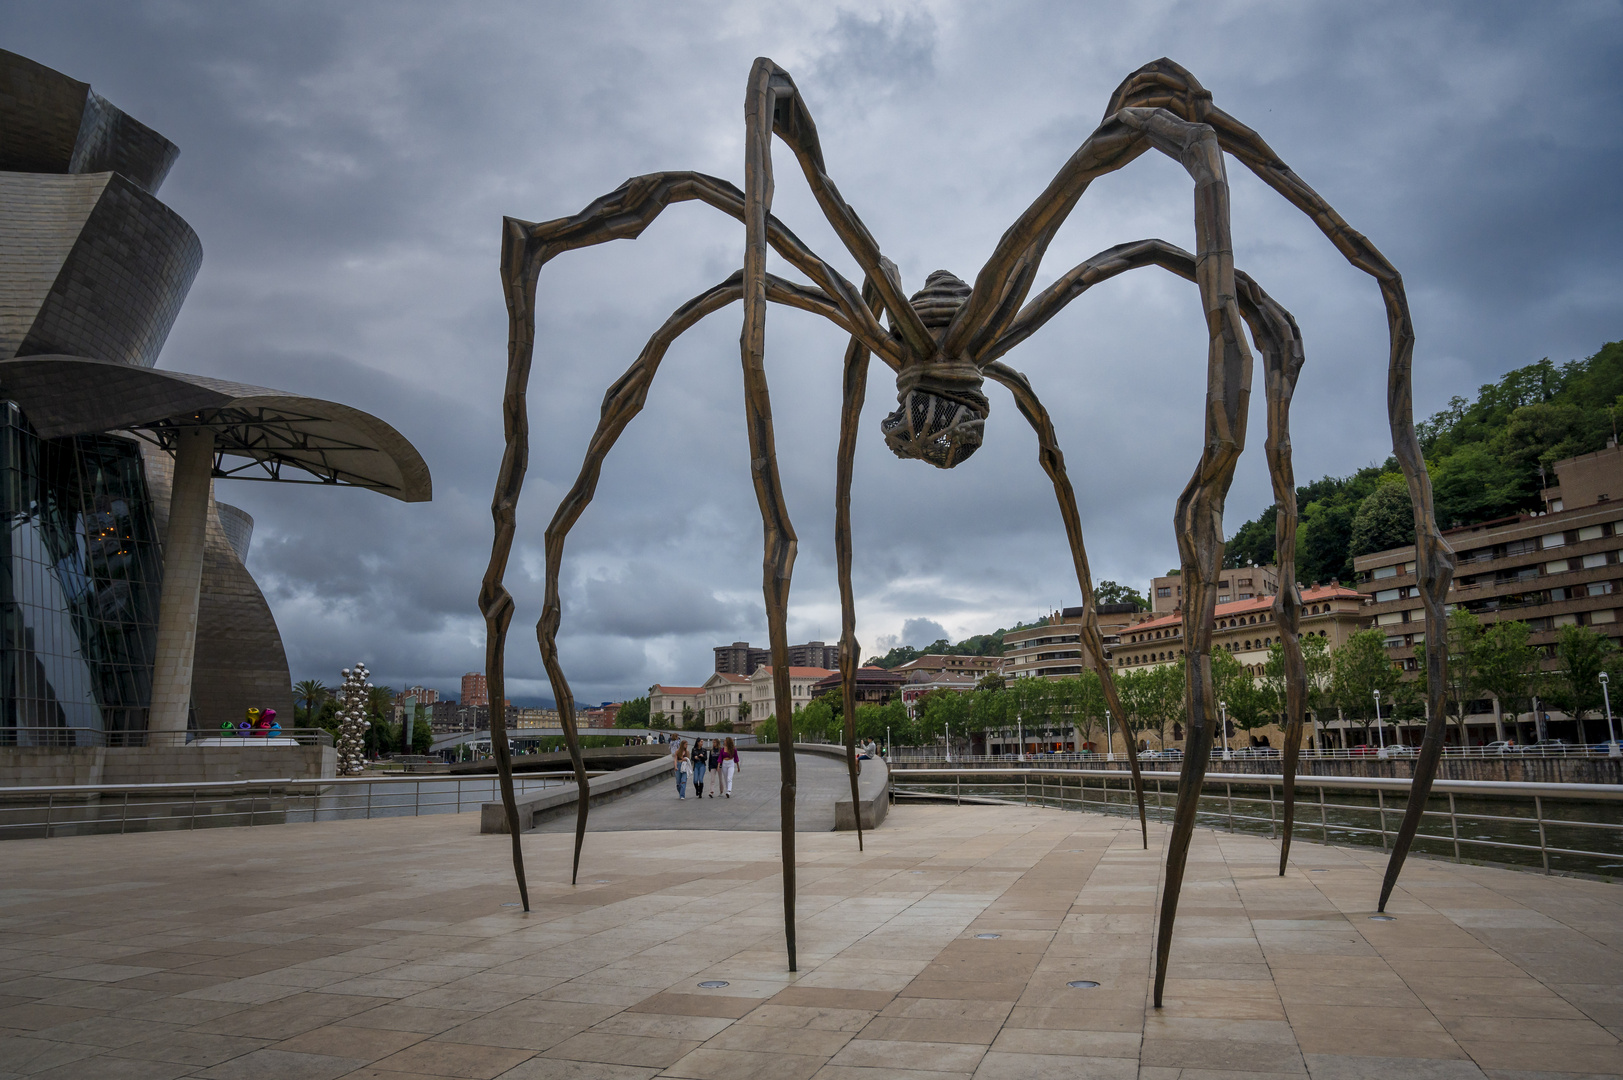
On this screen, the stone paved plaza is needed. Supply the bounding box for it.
[1,801,1620,1079]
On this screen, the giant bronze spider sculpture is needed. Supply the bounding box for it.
[480,57,1453,1007]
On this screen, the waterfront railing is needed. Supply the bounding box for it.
[0,772,601,839]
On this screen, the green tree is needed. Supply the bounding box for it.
[1443,609,1486,745]
[293,679,328,726]
[736,699,752,726]
[617,696,650,728]
[1549,624,1617,743]
[1095,580,1149,611]
[1332,629,1400,743]
[1055,673,1107,752]
[976,671,1006,692]
[1348,475,1413,559]
[1261,633,1334,743]
[1473,619,1540,742]
[755,715,776,743]
[411,711,433,754]
[1212,648,1275,743]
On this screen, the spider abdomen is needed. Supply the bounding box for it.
[881,270,988,469]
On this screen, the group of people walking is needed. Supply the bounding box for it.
[672,737,739,800]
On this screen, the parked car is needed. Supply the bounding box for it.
[1380,744,1418,758]
[1350,744,1380,757]
[1142,748,1183,760]
[1518,739,1573,754]
[1482,740,1516,754]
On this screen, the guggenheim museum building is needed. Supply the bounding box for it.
[0,49,430,748]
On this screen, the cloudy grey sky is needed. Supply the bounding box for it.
[8,1,1621,705]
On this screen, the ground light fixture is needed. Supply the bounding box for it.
[1067,980,1101,989]
[697,981,730,989]
[975,933,1001,939]
[1369,915,1396,921]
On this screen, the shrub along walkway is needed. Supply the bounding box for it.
[0,801,1618,1078]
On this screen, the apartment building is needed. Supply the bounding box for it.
[461,672,489,707]
[898,672,978,718]
[1150,565,1280,615]
[1003,604,1146,680]
[713,639,841,675]
[1355,445,1623,744]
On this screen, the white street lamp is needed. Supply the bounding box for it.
[1220,701,1232,761]
[1018,713,1025,763]
[1373,688,1385,750]
[1104,708,1112,762]
[1601,672,1620,758]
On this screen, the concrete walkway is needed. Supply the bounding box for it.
[1,804,1620,1078]
[536,750,851,833]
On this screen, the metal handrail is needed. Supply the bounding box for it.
[892,766,1623,801]
[0,771,599,797]
[0,727,336,748]
[889,765,1623,876]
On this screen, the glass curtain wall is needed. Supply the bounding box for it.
[0,403,165,746]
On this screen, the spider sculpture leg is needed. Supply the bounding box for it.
[981,360,1149,846]
[835,278,886,853]
[744,60,804,973]
[1107,59,1454,910]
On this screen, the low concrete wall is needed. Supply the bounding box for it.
[891,756,1623,785]
[480,756,674,833]
[0,746,336,787]
[451,745,663,775]
[835,755,889,832]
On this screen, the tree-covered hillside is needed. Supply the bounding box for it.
[1224,339,1623,585]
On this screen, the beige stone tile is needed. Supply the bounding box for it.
[856,1016,1000,1045]
[810,1067,972,1080]
[662,1047,826,1079]
[368,1039,534,1077]
[971,1051,1139,1079]
[988,1027,1140,1058]
[1139,1036,1306,1074]
[487,1060,658,1080]
[338,1006,483,1035]
[190,1047,364,1079]
[828,1037,986,1072]
[276,1022,430,1059]
[106,1030,272,1067]
[29,1054,198,1079]
[1458,1038,1623,1073]
[705,1022,852,1057]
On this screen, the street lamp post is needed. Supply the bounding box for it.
[1373,688,1385,750]
[1018,715,1025,763]
[1602,672,1620,758]
[1220,701,1232,761]
[1104,708,1112,761]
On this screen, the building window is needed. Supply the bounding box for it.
[1542,533,1567,549]
[1157,587,1171,598]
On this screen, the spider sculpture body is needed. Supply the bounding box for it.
[480,57,1454,1007]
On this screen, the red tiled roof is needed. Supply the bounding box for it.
[651,685,704,695]
[1121,584,1362,637]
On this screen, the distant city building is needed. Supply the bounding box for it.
[898,673,980,717]
[808,666,911,712]
[1358,444,1623,745]
[1150,565,1279,615]
[461,672,488,707]
[649,684,703,724]
[890,653,1004,679]
[1004,604,1146,680]
[512,707,560,729]
[713,642,769,676]
[698,672,750,728]
[746,666,835,727]
[1117,585,1365,675]
[713,639,840,675]
[397,686,439,707]
[429,699,462,733]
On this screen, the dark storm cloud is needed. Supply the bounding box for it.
[6,0,1620,704]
